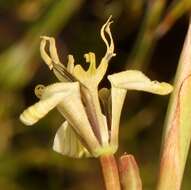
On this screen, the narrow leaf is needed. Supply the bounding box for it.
[157,17,191,190]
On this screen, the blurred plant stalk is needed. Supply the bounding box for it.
[126,0,191,71]
[0,0,84,90]
[126,0,166,70]
[157,16,191,190]
[156,0,191,38]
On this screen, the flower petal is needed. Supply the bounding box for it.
[108,70,173,95]
[56,83,101,155]
[19,82,81,126]
[109,87,127,151]
[53,121,92,158]
[108,70,173,149]
[20,82,101,155]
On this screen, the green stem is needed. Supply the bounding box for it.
[126,0,166,70]
[156,0,191,37]
[100,154,121,190]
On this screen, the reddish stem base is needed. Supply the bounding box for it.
[100,154,121,190]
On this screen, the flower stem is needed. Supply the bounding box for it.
[156,16,191,190]
[99,154,121,190]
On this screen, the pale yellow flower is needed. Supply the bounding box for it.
[20,17,173,158]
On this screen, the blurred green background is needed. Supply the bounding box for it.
[0,0,191,189]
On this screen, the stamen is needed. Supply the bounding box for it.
[100,15,116,60]
[40,36,60,64]
[84,52,96,73]
[67,55,75,73]
[35,84,45,99]
[40,36,78,83]
[96,16,116,82]
[101,16,112,50]
[53,62,77,82]
[40,38,53,70]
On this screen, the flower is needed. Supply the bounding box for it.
[20,16,173,158]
